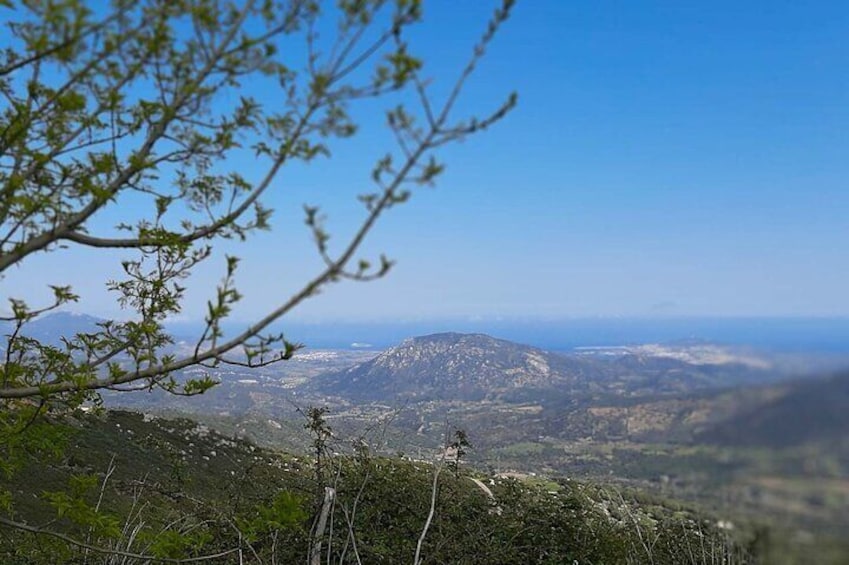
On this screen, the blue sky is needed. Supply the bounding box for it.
[5,1,849,322]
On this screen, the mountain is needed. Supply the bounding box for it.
[699,371,849,448]
[0,311,104,345]
[309,332,606,401]
[309,332,779,403]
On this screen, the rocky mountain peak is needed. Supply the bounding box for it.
[311,332,584,401]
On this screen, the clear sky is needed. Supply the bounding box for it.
[5,1,849,322]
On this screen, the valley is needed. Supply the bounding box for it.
[102,331,849,561]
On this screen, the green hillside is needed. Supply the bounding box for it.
[1,410,755,564]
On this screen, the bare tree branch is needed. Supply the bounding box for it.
[0,515,240,563]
